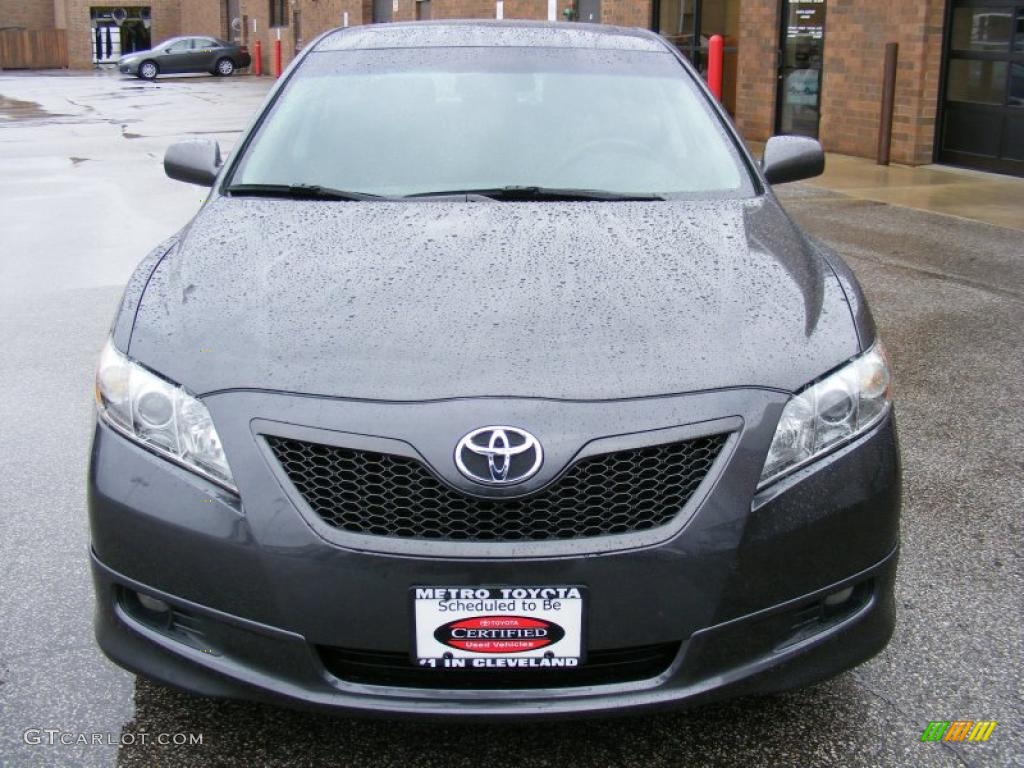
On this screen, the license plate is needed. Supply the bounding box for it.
[412,586,585,670]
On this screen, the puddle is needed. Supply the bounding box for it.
[0,94,56,120]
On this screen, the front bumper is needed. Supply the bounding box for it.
[88,389,900,719]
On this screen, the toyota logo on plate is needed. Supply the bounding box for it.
[455,427,543,486]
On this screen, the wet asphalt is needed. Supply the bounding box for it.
[0,71,1021,768]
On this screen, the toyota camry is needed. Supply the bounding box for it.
[118,36,251,80]
[89,20,901,718]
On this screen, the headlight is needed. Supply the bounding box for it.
[95,338,236,491]
[759,342,892,487]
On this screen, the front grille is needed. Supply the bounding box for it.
[318,642,680,689]
[266,433,727,542]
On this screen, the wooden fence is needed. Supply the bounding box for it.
[0,29,68,70]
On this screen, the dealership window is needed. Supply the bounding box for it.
[653,0,740,115]
[269,0,288,27]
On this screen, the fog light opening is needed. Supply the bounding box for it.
[120,587,217,654]
[777,580,873,651]
[136,592,171,613]
[823,586,855,608]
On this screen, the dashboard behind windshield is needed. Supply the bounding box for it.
[229,47,753,199]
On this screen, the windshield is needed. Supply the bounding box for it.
[229,47,750,199]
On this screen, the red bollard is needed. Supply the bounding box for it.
[273,39,282,79]
[708,34,723,101]
[253,40,262,76]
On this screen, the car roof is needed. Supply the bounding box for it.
[316,20,668,53]
[164,34,221,43]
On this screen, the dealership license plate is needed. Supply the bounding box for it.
[412,586,585,670]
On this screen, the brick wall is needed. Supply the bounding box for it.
[504,0,550,21]
[734,0,778,143]
[0,0,56,30]
[179,0,226,39]
[819,0,945,165]
[391,0,412,23]
[427,0,495,20]
[911,1,945,166]
[602,0,650,28]
[298,0,365,42]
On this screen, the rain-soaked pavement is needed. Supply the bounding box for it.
[1,70,1021,768]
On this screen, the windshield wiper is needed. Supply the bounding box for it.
[403,186,667,202]
[226,183,385,201]
[226,183,666,202]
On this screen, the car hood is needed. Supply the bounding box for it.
[128,196,859,400]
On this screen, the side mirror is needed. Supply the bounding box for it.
[164,140,222,186]
[761,135,825,185]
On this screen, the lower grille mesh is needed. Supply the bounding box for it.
[266,433,727,542]
[318,642,681,689]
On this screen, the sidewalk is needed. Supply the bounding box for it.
[754,142,1024,231]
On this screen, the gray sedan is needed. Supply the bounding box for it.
[118,36,251,80]
[91,21,900,719]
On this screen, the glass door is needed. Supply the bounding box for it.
[776,0,827,138]
[225,0,241,43]
[657,0,696,54]
[938,1,1023,176]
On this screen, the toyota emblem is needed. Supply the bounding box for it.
[455,427,543,486]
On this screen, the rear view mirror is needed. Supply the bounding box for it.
[761,136,825,185]
[164,140,222,186]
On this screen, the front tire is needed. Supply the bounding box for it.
[139,60,158,80]
[215,58,235,77]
